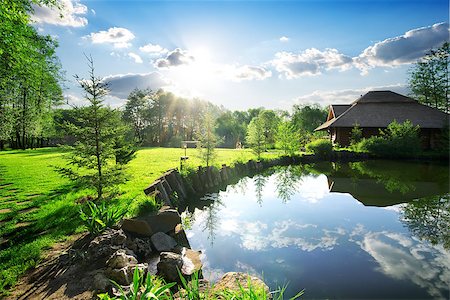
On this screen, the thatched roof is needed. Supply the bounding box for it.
[331,104,351,118]
[316,91,449,131]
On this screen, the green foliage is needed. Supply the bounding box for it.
[356,120,421,158]
[291,104,327,133]
[123,88,153,144]
[409,42,449,113]
[0,0,63,150]
[276,121,299,155]
[350,123,362,145]
[79,201,126,236]
[98,267,176,300]
[305,139,333,158]
[197,112,219,167]
[56,56,134,199]
[246,116,266,159]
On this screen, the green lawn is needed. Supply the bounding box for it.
[0,147,280,295]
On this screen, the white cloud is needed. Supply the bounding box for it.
[359,231,450,299]
[279,36,290,42]
[155,48,195,68]
[31,0,88,27]
[128,52,143,64]
[271,48,353,78]
[355,22,449,74]
[224,65,272,82]
[139,43,168,55]
[87,27,135,49]
[91,9,96,15]
[103,72,169,98]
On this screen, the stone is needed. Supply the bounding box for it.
[151,232,177,252]
[173,224,191,248]
[143,207,181,234]
[105,263,147,286]
[121,218,153,237]
[181,248,202,276]
[125,237,153,259]
[106,249,138,269]
[157,252,183,282]
[93,271,111,291]
[212,272,270,297]
[88,229,127,262]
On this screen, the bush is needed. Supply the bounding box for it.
[79,201,126,235]
[305,139,333,157]
[357,120,421,158]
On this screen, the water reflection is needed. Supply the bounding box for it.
[401,194,450,250]
[186,160,449,298]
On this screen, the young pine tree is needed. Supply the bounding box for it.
[58,56,135,199]
[197,111,218,167]
[246,116,266,160]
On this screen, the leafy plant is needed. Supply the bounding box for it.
[305,139,333,158]
[79,201,126,235]
[98,268,176,300]
[177,269,208,299]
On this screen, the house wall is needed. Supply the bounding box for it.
[331,127,443,149]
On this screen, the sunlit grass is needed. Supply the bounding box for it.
[0,146,281,295]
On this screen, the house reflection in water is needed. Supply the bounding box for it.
[323,161,449,207]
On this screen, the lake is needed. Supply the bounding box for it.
[184,160,449,299]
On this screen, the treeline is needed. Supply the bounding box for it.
[0,0,63,150]
[120,88,327,149]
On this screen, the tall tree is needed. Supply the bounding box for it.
[123,88,152,144]
[57,56,133,199]
[409,42,449,113]
[291,104,327,133]
[246,116,266,159]
[197,111,219,167]
[276,121,299,155]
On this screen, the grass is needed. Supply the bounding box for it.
[0,146,281,295]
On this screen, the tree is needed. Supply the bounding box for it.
[291,104,328,133]
[276,121,299,155]
[246,116,266,159]
[350,123,362,145]
[123,88,152,144]
[409,42,449,113]
[197,111,219,167]
[258,110,281,148]
[57,56,134,199]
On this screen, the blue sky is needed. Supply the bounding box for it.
[32,0,449,110]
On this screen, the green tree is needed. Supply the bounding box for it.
[409,42,449,113]
[291,104,328,133]
[258,110,281,148]
[123,88,152,144]
[246,116,266,159]
[276,121,299,155]
[197,111,219,167]
[350,123,363,145]
[57,56,133,199]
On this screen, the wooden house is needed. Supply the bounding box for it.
[315,91,449,149]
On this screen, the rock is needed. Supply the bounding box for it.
[181,248,202,276]
[106,263,147,286]
[173,223,191,248]
[143,207,181,234]
[106,249,138,269]
[126,237,153,259]
[212,272,270,298]
[93,271,111,291]
[88,229,127,262]
[157,252,183,282]
[151,232,177,252]
[121,219,153,237]
[156,248,202,283]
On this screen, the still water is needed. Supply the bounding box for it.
[184,160,449,299]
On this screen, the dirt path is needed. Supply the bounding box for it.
[5,233,96,300]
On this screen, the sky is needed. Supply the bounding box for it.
[31,0,449,111]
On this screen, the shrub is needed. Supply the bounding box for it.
[305,139,333,157]
[357,120,421,158]
[79,201,126,235]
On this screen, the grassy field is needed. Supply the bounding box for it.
[0,147,280,295]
